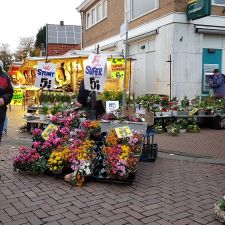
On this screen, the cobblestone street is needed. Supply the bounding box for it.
[0,106,225,224]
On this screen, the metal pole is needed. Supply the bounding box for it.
[122,19,128,112]
[166,54,172,101]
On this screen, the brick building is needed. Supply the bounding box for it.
[77,0,225,99]
[46,21,81,56]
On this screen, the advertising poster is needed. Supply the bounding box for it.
[111,58,125,79]
[11,88,23,105]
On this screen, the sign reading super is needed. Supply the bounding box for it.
[84,53,108,92]
[35,62,57,90]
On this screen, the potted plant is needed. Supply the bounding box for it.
[152,107,161,117]
[215,196,225,223]
[166,124,180,136]
[176,119,188,133]
[39,105,48,120]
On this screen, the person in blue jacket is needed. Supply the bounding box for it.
[0,60,13,144]
[210,69,225,98]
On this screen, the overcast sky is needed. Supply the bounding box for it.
[0,0,84,52]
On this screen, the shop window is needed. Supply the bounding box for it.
[212,0,225,5]
[131,0,159,19]
[86,0,107,29]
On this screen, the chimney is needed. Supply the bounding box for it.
[60,21,64,26]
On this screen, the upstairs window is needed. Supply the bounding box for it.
[212,0,225,5]
[131,0,159,19]
[86,0,107,29]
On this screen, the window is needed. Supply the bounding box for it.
[87,13,92,28]
[131,0,159,19]
[86,0,107,29]
[97,4,102,21]
[103,0,107,18]
[212,0,225,5]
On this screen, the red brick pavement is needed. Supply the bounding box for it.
[1,143,225,225]
[0,106,225,224]
[155,129,225,160]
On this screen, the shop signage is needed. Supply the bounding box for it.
[187,0,211,20]
[84,53,107,92]
[106,101,119,113]
[11,88,23,105]
[42,123,58,140]
[111,58,125,79]
[35,62,56,90]
[115,126,132,138]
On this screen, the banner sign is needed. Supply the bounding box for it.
[187,0,211,20]
[106,101,119,113]
[84,53,107,92]
[111,58,125,79]
[42,123,58,141]
[35,62,56,90]
[11,88,23,105]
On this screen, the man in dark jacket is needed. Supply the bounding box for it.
[0,60,13,144]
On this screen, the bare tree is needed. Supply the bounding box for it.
[0,43,13,71]
[15,37,35,61]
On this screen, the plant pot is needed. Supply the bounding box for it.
[179,111,189,116]
[214,204,225,223]
[172,110,178,116]
[155,112,162,117]
[161,111,171,117]
[39,114,47,121]
[179,129,187,134]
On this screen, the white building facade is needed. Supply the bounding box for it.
[77,0,225,99]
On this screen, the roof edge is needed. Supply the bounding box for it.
[76,0,95,12]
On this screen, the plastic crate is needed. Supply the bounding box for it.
[140,127,158,162]
[140,143,158,162]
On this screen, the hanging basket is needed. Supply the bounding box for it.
[214,204,225,223]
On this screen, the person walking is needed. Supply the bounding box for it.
[210,69,225,98]
[0,60,13,144]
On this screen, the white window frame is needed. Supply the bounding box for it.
[86,0,107,29]
[130,0,159,21]
[212,0,225,6]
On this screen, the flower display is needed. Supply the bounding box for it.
[48,145,72,174]
[102,129,142,179]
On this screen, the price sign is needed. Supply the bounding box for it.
[42,124,58,141]
[35,62,56,90]
[106,101,119,113]
[136,107,146,115]
[84,53,107,92]
[111,58,125,79]
[12,88,23,105]
[189,107,199,116]
[115,126,132,139]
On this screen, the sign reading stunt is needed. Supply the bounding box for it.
[35,62,56,90]
[115,126,132,139]
[84,53,107,92]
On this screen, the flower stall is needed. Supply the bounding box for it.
[13,110,145,186]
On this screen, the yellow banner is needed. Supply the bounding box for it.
[42,124,58,140]
[115,126,132,139]
[111,58,125,79]
[188,0,197,3]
